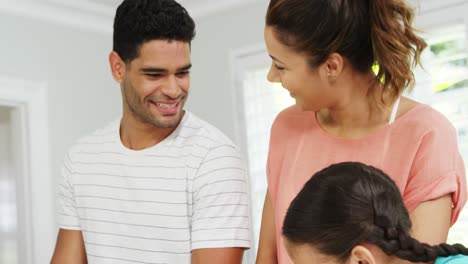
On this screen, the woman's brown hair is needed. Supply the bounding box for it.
[266,0,427,104]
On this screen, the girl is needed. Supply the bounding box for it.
[283,162,468,264]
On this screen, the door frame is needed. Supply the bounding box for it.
[0,76,54,263]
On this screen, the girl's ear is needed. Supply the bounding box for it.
[348,245,376,264]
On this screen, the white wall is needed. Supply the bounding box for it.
[188,1,269,142]
[0,13,120,262]
[0,12,119,227]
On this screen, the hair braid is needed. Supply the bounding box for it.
[368,220,468,262]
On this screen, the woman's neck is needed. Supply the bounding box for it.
[316,73,394,138]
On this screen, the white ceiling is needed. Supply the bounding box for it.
[1,0,465,34]
[0,0,261,33]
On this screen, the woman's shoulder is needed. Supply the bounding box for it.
[394,97,457,135]
[269,105,315,146]
[273,105,314,127]
[276,104,311,118]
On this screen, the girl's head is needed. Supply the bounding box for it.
[283,162,468,264]
[264,0,427,110]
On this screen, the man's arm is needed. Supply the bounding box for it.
[50,229,87,264]
[192,248,244,264]
[190,143,251,263]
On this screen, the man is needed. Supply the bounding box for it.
[50,0,251,263]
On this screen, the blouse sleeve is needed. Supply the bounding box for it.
[403,116,467,225]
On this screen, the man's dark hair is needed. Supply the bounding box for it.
[113,0,196,63]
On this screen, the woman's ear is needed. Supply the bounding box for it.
[348,245,376,264]
[109,51,126,83]
[324,52,344,82]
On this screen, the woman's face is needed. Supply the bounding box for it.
[264,26,337,111]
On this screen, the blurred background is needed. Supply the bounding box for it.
[0,0,467,263]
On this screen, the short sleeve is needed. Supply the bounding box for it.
[191,144,251,250]
[266,107,298,205]
[57,151,81,230]
[266,122,281,205]
[403,120,467,225]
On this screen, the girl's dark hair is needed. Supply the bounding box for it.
[283,162,468,262]
[113,0,196,63]
[266,0,427,104]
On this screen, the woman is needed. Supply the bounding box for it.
[283,162,468,264]
[257,0,467,263]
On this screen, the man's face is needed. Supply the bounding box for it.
[121,40,191,128]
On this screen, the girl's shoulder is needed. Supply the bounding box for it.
[435,255,468,264]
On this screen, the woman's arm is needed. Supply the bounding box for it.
[409,194,452,245]
[256,191,278,264]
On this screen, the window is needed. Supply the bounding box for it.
[413,0,468,243]
[415,23,468,245]
[428,24,468,93]
[231,47,293,257]
[241,68,293,250]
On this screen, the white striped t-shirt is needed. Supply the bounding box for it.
[57,111,251,263]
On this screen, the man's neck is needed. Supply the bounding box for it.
[119,114,178,151]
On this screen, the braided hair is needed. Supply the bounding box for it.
[283,162,468,262]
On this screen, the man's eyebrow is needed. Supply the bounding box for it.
[140,64,192,73]
[140,67,167,73]
[177,64,192,71]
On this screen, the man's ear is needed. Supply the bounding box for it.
[348,245,376,264]
[109,51,126,83]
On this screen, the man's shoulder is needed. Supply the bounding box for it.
[181,112,237,148]
[67,119,119,154]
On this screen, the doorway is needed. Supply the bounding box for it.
[0,106,19,263]
[0,77,54,263]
